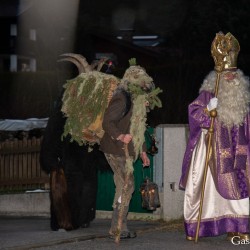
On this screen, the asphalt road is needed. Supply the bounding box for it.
[0,216,248,250]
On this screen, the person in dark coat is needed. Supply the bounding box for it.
[40,93,110,231]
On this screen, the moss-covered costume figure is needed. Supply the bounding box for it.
[60,55,162,241]
[99,59,162,239]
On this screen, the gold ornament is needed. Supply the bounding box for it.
[211,32,240,72]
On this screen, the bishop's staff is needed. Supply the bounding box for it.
[195,32,240,243]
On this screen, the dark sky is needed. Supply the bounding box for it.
[77,0,250,54]
[1,0,250,123]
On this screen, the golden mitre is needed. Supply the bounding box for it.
[211,32,240,72]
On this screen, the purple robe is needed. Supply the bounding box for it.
[180,90,250,237]
[180,90,250,199]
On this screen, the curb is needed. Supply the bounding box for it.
[6,234,109,250]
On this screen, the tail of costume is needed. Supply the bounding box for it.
[50,168,73,230]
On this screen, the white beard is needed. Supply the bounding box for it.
[199,69,250,127]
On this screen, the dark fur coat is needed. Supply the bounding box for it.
[40,94,110,230]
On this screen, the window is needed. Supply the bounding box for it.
[10,24,17,36]
[30,29,36,41]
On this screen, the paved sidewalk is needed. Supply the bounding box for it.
[0,216,244,250]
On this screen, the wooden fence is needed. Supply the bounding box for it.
[0,137,49,192]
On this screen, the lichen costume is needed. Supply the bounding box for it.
[99,59,162,240]
[60,56,162,241]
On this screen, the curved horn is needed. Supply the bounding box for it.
[90,58,109,72]
[57,57,85,74]
[97,58,109,72]
[60,53,92,73]
[90,60,99,71]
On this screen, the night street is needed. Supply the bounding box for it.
[0,216,246,250]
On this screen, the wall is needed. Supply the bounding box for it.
[0,124,189,221]
[153,124,188,221]
[0,192,50,217]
